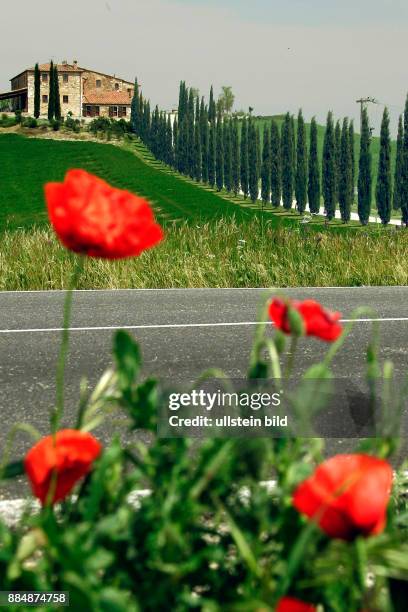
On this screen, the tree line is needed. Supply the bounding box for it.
[128,80,408,226]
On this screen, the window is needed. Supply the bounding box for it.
[63,95,69,104]
[121,107,127,117]
[63,74,69,83]
[115,83,120,91]
[94,106,100,116]
[42,73,48,83]
[96,79,101,88]
[42,95,48,103]
[109,106,118,117]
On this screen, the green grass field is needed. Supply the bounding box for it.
[0,133,259,231]
[1,220,407,290]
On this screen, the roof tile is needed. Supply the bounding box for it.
[83,91,133,105]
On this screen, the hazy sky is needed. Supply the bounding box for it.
[1,0,407,133]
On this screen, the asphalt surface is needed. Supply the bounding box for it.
[1,286,408,499]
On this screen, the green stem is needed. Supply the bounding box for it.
[354,537,367,599]
[285,336,298,379]
[51,257,84,433]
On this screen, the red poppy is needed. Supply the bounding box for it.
[268,298,342,342]
[24,429,102,505]
[276,597,316,612]
[293,454,393,540]
[45,169,163,259]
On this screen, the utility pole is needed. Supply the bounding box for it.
[356,97,378,132]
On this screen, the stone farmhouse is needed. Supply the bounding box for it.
[0,60,135,120]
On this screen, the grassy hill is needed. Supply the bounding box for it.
[0,129,398,234]
[0,133,257,232]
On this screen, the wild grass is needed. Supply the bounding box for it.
[1,218,407,290]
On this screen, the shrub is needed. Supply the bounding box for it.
[50,118,61,132]
[14,109,22,124]
[65,115,81,133]
[23,117,38,129]
[88,116,111,136]
[0,114,17,128]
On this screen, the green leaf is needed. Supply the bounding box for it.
[113,330,141,389]
[1,459,24,480]
[99,588,139,612]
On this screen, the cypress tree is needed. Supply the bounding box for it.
[34,63,40,119]
[178,81,187,123]
[308,117,320,214]
[334,119,341,203]
[339,118,352,223]
[270,119,281,207]
[349,120,355,205]
[240,117,249,199]
[232,117,240,196]
[208,119,216,187]
[295,109,307,213]
[290,114,296,174]
[130,78,140,134]
[376,108,392,225]
[393,114,404,210]
[187,89,195,178]
[322,112,336,220]
[161,113,168,162]
[402,95,408,226]
[53,65,61,120]
[357,107,372,225]
[209,86,216,124]
[179,117,188,174]
[145,101,151,146]
[48,60,55,120]
[256,125,261,179]
[261,124,271,205]
[167,115,174,166]
[248,118,259,203]
[281,112,294,209]
[201,102,209,183]
[216,112,224,191]
[223,118,233,192]
[173,116,178,169]
[193,116,202,182]
[138,92,144,136]
[150,105,159,157]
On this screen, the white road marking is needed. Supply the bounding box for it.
[1,286,407,293]
[0,318,407,334]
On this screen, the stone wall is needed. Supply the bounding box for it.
[37,70,82,118]
[82,70,134,97]
[27,74,35,115]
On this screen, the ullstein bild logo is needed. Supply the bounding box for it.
[168,414,288,429]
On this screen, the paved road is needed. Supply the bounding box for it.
[1,287,408,499]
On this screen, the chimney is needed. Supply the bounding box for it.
[73,60,78,69]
